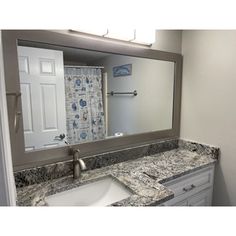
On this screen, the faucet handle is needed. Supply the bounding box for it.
[72,148,80,161]
[69,147,80,155]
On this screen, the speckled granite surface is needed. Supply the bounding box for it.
[178,139,219,160]
[14,139,178,188]
[16,140,219,206]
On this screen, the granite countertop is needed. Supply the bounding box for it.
[16,142,218,206]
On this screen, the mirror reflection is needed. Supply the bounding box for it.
[17,43,174,151]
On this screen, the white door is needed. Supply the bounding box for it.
[17,46,66,151]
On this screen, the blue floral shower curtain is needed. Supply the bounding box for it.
[64,67,105,143]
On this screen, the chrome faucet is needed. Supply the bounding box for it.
[71,148,86,179]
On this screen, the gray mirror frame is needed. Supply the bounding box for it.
[1,30,182,170]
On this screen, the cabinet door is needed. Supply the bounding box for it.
[188,188,212,206]
[162,197,188,206]
[163,166,214,201]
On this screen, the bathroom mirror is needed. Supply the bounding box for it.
[16,43,174,151]
[1,30,182,169]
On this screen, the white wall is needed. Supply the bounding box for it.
[181,30,236,205]
[152,30,182,53]
[0,137,8,205]
[97,55,174,136]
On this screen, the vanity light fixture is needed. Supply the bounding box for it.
[104,29,136,42]
[72,28,108,37]
[70,28,155,46]
[131,29,156,46]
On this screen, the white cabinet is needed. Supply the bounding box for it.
[162,165,214,206]
[188,188,212,206]
[175,199,188,206]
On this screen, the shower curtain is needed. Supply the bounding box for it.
[64,67,106,144]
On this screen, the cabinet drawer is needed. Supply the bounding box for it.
[164,188,213,206]
[163,166,214,205]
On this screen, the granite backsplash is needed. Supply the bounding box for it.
[14,139,219,188]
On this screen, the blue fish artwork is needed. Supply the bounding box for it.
[113,64,132,77]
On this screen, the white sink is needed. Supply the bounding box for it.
[45,176,132,206]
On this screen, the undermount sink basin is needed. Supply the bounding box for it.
[45,176,132,206]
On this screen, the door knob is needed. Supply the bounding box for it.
[54,133,66,141]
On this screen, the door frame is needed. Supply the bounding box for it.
[0,30,16,205]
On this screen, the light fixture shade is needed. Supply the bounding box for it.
[71,28,155,46]
[132,29,156,45]
[105,29,135,41]
[74,28,108,36]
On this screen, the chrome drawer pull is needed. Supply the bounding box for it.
[183,184,196,192]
